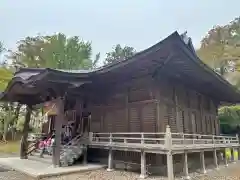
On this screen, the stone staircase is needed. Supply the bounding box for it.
[60,144,85,166]
[59,134,87,167]
[29,134,87,167]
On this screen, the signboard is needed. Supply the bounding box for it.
[43,101,57,115]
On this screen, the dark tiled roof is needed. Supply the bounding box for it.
[1,31,240,104]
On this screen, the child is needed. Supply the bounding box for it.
[46,137,52,155]
[47,134,55,155]
[39,137,46,158]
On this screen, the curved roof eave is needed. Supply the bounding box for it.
[175,35,240,102]
[1,31,240,104]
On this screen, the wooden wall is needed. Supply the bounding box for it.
[88,75,220,135]
[87,74,220,168]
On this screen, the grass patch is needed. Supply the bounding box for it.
[0,141,20,154]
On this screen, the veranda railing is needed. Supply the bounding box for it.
[89,126,239,150]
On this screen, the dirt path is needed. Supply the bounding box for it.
[0,155,240,180]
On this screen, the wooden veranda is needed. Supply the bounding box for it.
[1,32,240,180]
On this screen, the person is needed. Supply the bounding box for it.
[39,137,47,158]
[48,134,55,155]
[45,133,55,155]
[45,137,52,154]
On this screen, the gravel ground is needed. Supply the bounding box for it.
[1,163,240,180]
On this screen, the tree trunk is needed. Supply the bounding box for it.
[2,111,10,142]
[20,105,32,159]
[2,103,21,141]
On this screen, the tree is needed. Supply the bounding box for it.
[5,33,101,143]
[197,17,240,131]
[0,42,21,141]
[197,17,240,82]
[104,44,136,64]
[9,33,100,70]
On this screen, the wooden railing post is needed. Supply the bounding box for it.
[141,133,144,144]
[165,125,172,149]
[107,133,113,172]
[212,135,215,146]
[109,133,113,144]
[89,132,93,143]
[165,125,174,180]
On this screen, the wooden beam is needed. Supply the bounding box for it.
[52,97,64,167]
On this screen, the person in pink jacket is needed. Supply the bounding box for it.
[39,137,46,158]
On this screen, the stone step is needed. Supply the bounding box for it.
[28,152,52,165]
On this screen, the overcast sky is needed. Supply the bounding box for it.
[1,0,240,63]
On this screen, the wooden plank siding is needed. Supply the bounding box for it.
[88,75,220,166]
[89,75,219,135]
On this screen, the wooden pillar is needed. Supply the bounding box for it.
[165,125,174,180]
[238,147,240,160]
[48,116,52,134]
[107,148,113,171]
[200,151,206,174]
[232,148,237,163]
[183,152,190,179]
[224,148,228,167]
[83,145,88,164]
[167,152,174,180]
[52,97,64,167]
[107,133,113,171]
[20,105,32,159]
[140,150,147,179]
[213,149,219,169]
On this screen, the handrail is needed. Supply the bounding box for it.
[90,132,239,149]
[63,134,82,147]
[26,140,39,155]
[60,134,82,156]
[95,132,166,135]
[26,133,52,155]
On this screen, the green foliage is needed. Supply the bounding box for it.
[0,42,4,53]
[219,105,240,126]
[15,116,25,132]
[9,33,100,70]
[104,44,136,64]
[0,33,103,140]
[197,17,240,85]
[196,17,240,132]
[0,67,13,91]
